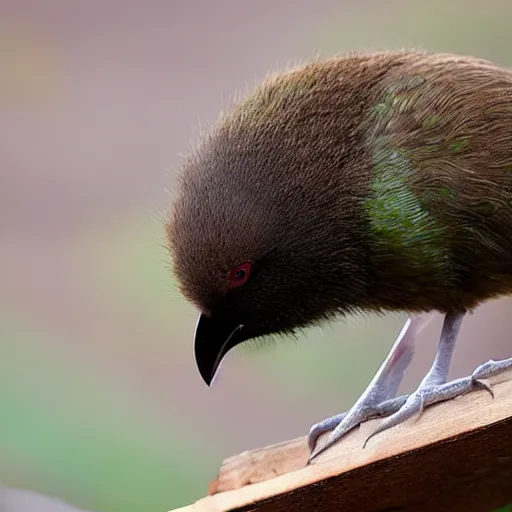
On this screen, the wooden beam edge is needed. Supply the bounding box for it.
[171,373,512,512]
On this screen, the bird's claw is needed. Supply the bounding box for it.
[308,394,408,462]
[362,359,512,447]
[473,378,494,398]
[307,412,347,453]
[362,385,440,448]
[309,357,512,462]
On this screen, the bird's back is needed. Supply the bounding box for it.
[362,53,512,312]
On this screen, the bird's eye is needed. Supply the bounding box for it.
[228,262,252,289]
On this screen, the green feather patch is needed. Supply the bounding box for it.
[365,141,451,280]
[362,74,455,282]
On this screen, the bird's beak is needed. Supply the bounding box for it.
[194,313,245,386]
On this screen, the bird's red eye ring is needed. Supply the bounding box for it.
[228,262,252,289]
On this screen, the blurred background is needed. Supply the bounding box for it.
[2,1,512,511]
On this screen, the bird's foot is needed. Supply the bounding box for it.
[362,357,512,447]
[308,315,434,462]
[308,393,408,461]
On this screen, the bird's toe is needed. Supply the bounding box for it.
[307,412,347,453]
[472,357,512,381]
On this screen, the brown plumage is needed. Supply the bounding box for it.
[166,50,512,456]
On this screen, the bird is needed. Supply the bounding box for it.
[166,50,512,462]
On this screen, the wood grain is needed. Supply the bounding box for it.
[171,373,512,512]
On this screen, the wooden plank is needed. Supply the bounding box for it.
[171,373,512,512]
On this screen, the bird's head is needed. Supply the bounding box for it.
[167,62,371,385]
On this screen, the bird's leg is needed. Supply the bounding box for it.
[308,314,431,460]
[362,309,495,447]
[310,310,510,460]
